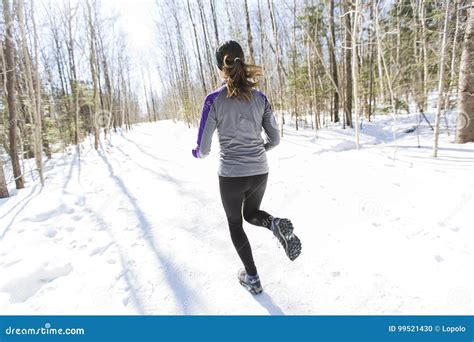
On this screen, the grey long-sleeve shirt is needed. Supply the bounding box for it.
[192,87,280,177]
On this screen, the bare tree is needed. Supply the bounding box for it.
[343,0,353,128]
[268,0,285,136]
[187,0,207,93]
[197,0,218,88]
[443,0,460,136]
[243,0,255,62]
[328,0,339,123]
[210,0,219,45]
[433,1,451,156]
[0,163,9,198]
[419,0,429,113]
[18,0,44,184]
[456,4,474,143]
[86,0,100,150]
[3,0,24,189]
[291,0,298,130]
[352,0,361,148]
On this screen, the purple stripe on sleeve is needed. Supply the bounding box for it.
[195,87,224,147]
[255,90,271,107]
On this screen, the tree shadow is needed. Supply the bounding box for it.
[62,148,80,192]
[119,132,170,163]
[97,149,205,314]
[58,152,147,314]
[113,145,211,203]
[0,185,43,241]
[0,184,38,220]
[113,145,182,186]
[83,206,147,314]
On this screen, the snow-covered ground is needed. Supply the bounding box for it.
[1,112,473,315]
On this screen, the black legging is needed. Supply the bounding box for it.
[219,173,272,277]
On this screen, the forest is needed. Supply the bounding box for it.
[1,0,473,195]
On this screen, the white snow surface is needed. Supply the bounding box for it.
[1,113,473,315]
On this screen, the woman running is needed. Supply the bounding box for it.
[192,40,302,295]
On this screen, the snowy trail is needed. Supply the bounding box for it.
[1,118,473,314]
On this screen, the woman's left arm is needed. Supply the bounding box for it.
[192,96,217,158]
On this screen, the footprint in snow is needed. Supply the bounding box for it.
[2,259,22,268]
[1,263,73,303]
[44,228,58,238]
[25,204,74,223]
[71,214,83,221]
[90,243,113,257]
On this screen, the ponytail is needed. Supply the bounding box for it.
[215,41,263,101]
[222,55,263,101]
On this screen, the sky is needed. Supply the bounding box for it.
[101,0,162,101]
[106,0,156,52]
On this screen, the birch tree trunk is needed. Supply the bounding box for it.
[367,2,375,121]
[243,0,255,62]
[343,0,353,128]
[2,0,25,189]
[268,0,284,136]
[352,0,360,148]
[443,0,460,136]
[0,162,9,198]
[210,0,219,45]
[257,0,267,93]
[328,0,339,123]
[433,1,451,156]
[197,0,218,88]
[455,4,474,143]
[87,0,100,150]
[306,32,319,130]
[65,0,80,146]
[28,0,44,184]
[187,0,207,94]
[292,0,298,130]
[420,1,429,113]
